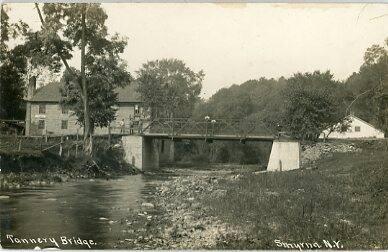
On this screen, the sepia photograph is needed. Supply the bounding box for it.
[0,1,387,250]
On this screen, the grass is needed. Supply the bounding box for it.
[202,148,388,249]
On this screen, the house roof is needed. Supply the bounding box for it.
[29,81,142,103]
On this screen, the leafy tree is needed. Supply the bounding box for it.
[0,5,29,119]
[34,3,131,153]
[0,4,10,61]
[191,77,286,136]
[345,39,388,134]
[0,55,26,119]
[16,29,65,83]
[60,65,130,131]
[136,58,204,119]
[282,71,347,140]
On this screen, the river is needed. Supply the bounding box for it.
[0,174,167,249]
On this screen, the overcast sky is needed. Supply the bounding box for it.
[6,3,388,98]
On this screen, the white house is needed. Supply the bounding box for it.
[320,115,385,139]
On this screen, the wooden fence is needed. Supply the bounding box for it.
[0,133,84,158]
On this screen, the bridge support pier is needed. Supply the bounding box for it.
[122,136,160,170]
[267,140,300,171]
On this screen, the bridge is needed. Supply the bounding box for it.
[139,118,276,141]
[121,118,300,172]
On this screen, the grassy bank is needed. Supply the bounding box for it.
[202,147,387,249]
[0,137,138,189]
[110,140,387,249]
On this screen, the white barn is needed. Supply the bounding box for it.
[320,115,385,139]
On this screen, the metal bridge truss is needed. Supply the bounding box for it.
[139,118,275,141]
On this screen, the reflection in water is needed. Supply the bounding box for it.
[0,175,157,249]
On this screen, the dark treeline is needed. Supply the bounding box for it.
[193,44,388,139]
[176,39,388,165]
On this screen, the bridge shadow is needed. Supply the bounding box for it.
[158,139,273,170]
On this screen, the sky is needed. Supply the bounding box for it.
[5,2,388,98]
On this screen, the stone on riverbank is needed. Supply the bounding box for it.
[141,202,155,208]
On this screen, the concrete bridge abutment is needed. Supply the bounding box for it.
[122,136,160,171]
[267,140,300,171]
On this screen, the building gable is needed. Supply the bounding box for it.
[320,115,384,139]
[350,116,383,133]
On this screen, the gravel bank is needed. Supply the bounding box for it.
[115,167,249,249]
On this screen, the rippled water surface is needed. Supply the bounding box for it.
[0,174,164,249]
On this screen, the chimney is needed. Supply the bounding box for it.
[27,76,37,100]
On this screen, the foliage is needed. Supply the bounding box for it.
[282,71,347,140]
[39,3,131,132]
[192,78,287,132]
[15,30,66,81]
[345,40,388,134]
[0,5,29,119]
[0,59,26,119]
[60,68,126,130]
[136,58,204,118]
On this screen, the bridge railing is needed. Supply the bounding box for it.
[140,118,274,138]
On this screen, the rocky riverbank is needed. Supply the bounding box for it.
[114,166,256,249]
[300,141,361,166]
[113,140,388,249]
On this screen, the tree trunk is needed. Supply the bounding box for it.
[80,4,92,155]
[25,76,37,136]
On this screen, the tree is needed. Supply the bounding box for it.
[345,39,388,134]
[0,4,29,119]
[60,64,130,132]
[282,71,347,141]
[136,59,204,119]
[34,3,131,154]
[0,56,26,119]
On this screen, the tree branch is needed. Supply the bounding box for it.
[346,88,373,115]
[34,3,84,94]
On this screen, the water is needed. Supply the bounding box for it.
[0,174,165,249]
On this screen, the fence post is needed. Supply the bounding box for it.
[18,137,22,151]
[386,138,388,151]
[171,118,174,138]
[45,128,48,142]
[59,135,63,157]
[75,129,79,157]
[67,141,70,157]
[40,136,43,151]
[108,124,111,145]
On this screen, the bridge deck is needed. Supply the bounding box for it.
[142,133,275,141]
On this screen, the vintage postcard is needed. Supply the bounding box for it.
[0,1,387,250]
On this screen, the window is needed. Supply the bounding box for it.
[134,104,140,115]
[38,120,45,129]
[355,126,361,132]
[61,106,68,114]
[61,120,68,130]
[38,104,46,114]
